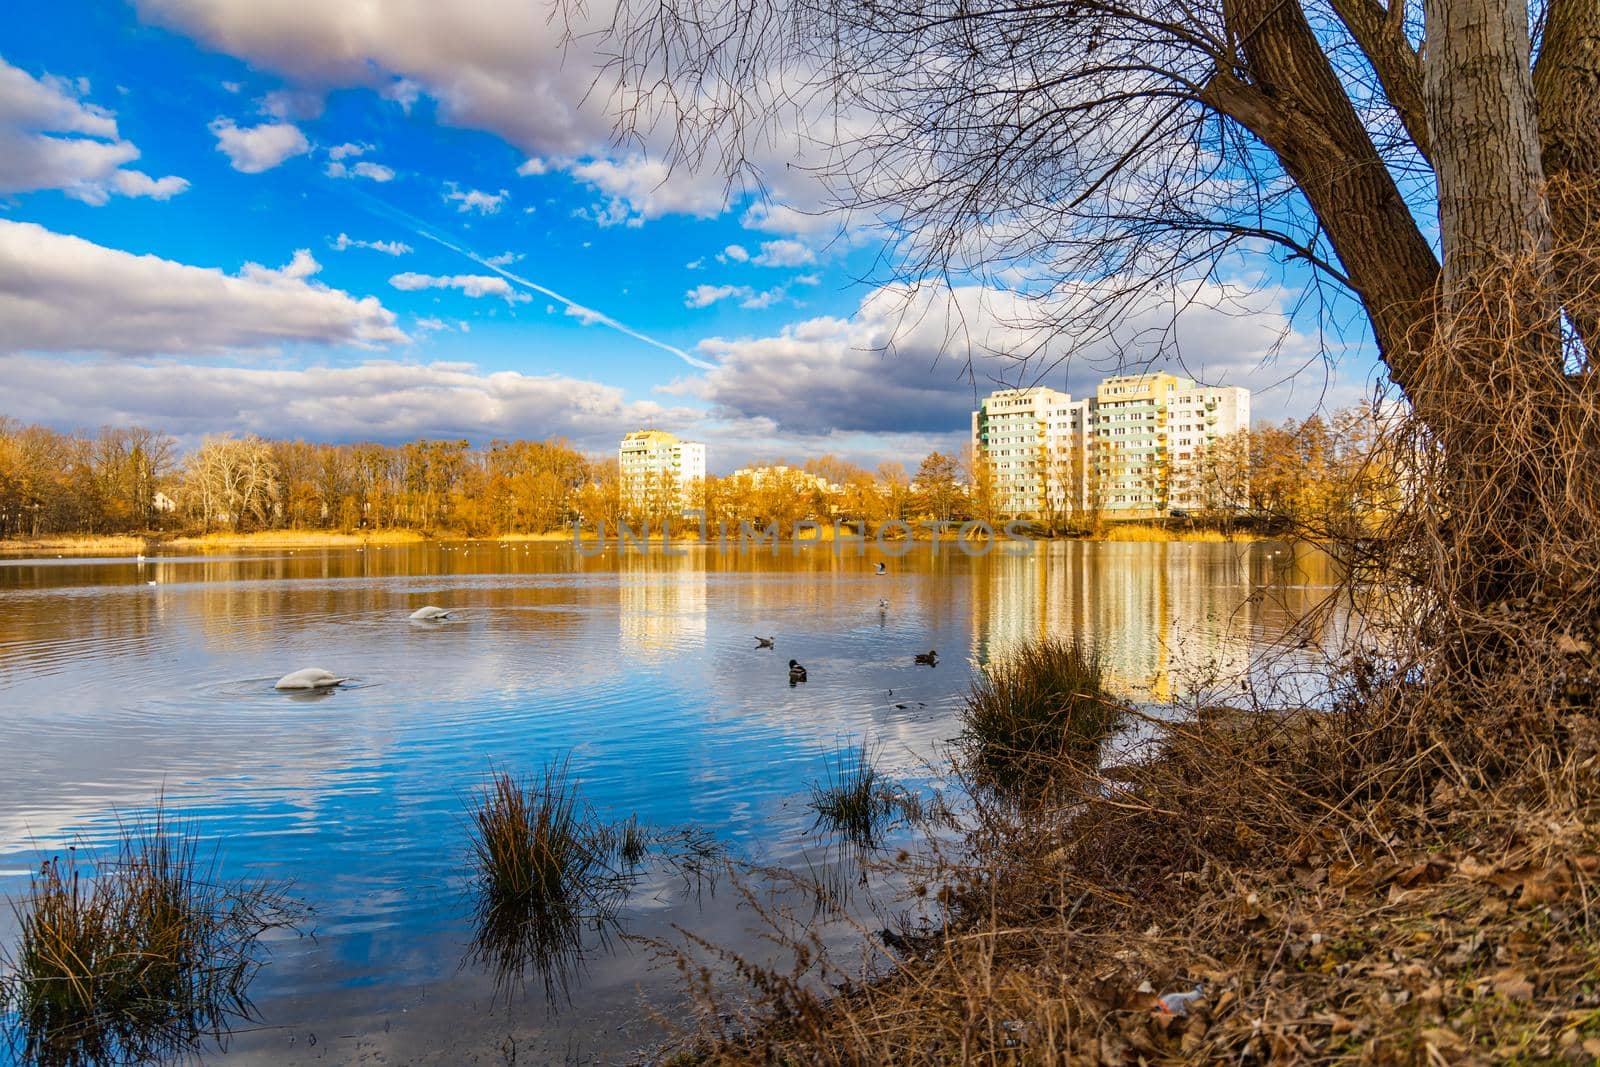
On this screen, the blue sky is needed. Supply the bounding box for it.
[0,0,1382,471]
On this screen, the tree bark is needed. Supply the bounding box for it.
[1534,0,1600,363]
[1424,0,1552,290]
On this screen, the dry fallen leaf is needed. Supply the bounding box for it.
[1421,1026,1464,1050]
[1396,857,1453,888]
[1490,968,1534,1002]
[1555,633,1593,655]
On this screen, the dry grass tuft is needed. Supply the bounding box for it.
[806,741,898,849]
[0,809,301,1066]
[960,637,1121,793]
[466,763,629,1002]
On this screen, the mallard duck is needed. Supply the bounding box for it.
[274,668,347,691]
[874,562,887,575]
[914,649,939,666]
[788,659,808,683]
[754,636,775,648]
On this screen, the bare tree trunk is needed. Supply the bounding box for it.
[1425,0,1552,289]
[1535,0,1600,361]
[1420,0,1572,621]
[1207,0,1441,388]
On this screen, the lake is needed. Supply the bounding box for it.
[0,539,1339,1064]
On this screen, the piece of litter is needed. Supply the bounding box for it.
[1156,985,1206,1016]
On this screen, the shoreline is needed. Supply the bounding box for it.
[0,524,1269,557]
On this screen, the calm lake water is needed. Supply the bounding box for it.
[0,540,1339,1064]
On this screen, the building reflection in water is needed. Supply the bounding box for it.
[969,541,1340,702]
[617,550,708,658]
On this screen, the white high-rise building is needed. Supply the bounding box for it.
[971,375,1250,520]
[970,387,1094,517]
[1093,372,1250,514]
[618,430,705,515]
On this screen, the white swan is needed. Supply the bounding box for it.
[409,605,452,621]
[274,668,347,691]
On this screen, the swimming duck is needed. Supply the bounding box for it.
[754,636,775,648]
[274,668,347,691]
[788,659,808,683]
[914,649,939,666]
[878,598,889,610]
[874,562,887,575]
[409,605,452,621]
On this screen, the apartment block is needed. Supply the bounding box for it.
[728,465,842,495]
[971,374,1250,520]
[970,387,1094,516]
[619,430,706,514]
[1094,373,1250,514]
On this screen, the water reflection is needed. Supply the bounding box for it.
[969,542,1340,701]
[0,540,1340,1062]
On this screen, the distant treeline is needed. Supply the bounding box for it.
[0,410,1396,539]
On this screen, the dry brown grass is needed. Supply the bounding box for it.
[0,536,148,556]
[1099,523,1234,543]
[167,529,429,548]
[466,764,630,1002]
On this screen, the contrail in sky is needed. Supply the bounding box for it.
[352,190,717,371]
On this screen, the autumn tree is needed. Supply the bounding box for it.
[965,444,1000,528]
[914,451,963,522]
[185,436,279,532]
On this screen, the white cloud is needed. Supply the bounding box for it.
[686,282,786,309]
[326,141,367,160]
[137,0,623,157]
[739,288,785,309]
[0,219,407,354]
[723,244,750,263]
[0,355,690,450]
[209,117,309,172]
[685,284,750,309]
[259,86,322,120]
[569,155,726,226]
[107,170,190,200]
[389,271,530,303]
[0,56,188,204]
[326,159,395,181]
[132,1,842,237]
[564,304,604,326]
[330,233,411,256]
[444,183,506,214]
[752,239,815,267]
[484,251,523,266]
[690,280,1328,435]
[685,258,704,270]
[741,201,842,238]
